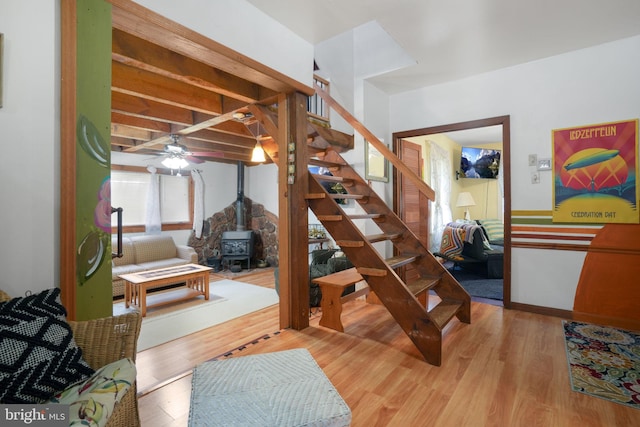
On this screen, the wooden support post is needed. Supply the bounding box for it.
[278,91,310,330]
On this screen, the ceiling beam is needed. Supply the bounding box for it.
[110,2,314,96]
[112,28,272,104]
[112,61,224,116]
[112,92,200,128]
[122,109,250,152]
[111,112,172,134]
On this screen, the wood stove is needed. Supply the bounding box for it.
[221,230,254,269]
[220,161,257,270]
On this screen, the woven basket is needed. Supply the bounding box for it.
[0,290,11,303]
[69,313,142,427]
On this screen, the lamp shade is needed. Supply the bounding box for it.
[456,192,475,220]
[251,141,266,163]
[456,192,476,207]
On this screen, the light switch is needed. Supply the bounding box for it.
[531,172,540,184]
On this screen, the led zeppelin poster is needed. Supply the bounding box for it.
[552,119,639,223]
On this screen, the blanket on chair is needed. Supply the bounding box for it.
[446,222,482,244]
[439,226,467,259]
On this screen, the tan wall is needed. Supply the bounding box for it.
[413,135,503,222]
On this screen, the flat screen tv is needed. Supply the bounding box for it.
[459,147,501,179]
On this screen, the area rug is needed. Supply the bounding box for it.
[450,268,503,300]
[459,278,503,300]
[134,280,279,351]
[562,320,640,409]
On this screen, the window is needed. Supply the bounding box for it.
[110,165,193,233]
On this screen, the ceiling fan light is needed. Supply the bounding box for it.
[251,140,266,163]
[162,156,188,170]
[161,157,175,169]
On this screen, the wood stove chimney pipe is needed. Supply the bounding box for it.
[236,161,245,231]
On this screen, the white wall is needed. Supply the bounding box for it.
[111,152,241,245]
[246,163,278,215]
[0,1,60,297]
[389,35,640,310]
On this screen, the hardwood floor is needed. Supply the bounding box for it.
[136,270,639,427]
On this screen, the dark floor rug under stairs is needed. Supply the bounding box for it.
[306,149,471,366]
[449,267,504,301]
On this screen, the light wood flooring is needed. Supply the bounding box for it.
[136,269,640,427]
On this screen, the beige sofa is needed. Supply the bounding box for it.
[112,235,198,298]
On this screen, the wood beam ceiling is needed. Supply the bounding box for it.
[109,0,313,165]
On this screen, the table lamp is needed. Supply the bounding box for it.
[456,192,476,220]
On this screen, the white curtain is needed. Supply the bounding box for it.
[145,166,162,235]
[191,169,205,238]
[428,142,453,252]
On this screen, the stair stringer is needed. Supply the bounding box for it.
[308,173,470,366]
[321,149,471,322]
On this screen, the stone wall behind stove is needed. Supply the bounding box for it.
[188,197,279,268]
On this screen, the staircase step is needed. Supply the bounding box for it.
[308,158,346,169]
[306,139,471,366]
[335,240,364,248]
[316,215,343,222]
[311,173,353,185]
[366,233,401,243]
[406,276,439,297]
[349,213,384,220]
[329,194,365,200]
[305,193,326,200]
[357,267,387,277]
[307,145,326,154]
[429,299,464,330]
[385,254,419,269]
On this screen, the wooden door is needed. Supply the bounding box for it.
[398,140,428,282]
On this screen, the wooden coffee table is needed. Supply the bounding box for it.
[119,263,212,317]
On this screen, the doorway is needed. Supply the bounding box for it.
[392,116,511,308]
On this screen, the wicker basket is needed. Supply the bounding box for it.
[69,312,142,427]
[0,290,10,303]
[0,291,142,427]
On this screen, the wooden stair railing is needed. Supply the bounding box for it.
[250,88,470,365]
[306,148,471,366]
[314,84,435,201]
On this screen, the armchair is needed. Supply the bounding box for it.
[0,290,142,427]
[434,222,504,278]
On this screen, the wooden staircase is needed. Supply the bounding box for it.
[305,148,471,366]
[250,88,471,365]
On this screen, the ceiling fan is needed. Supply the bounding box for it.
[156,134,224,173]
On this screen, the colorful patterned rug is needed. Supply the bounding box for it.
[563,320,640,409]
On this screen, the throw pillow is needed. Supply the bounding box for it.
[439,226,466,259]
[479,219,504,243]
[0,288,95,403]
[48,357,136,427]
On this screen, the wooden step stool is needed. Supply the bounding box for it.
[312,267,369,332]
